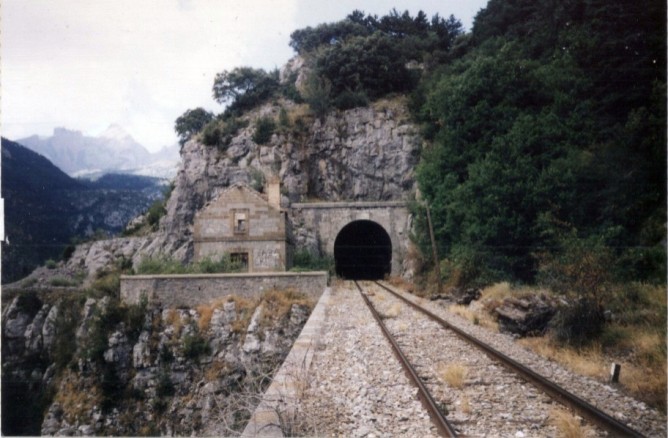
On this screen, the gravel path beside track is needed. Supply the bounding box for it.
[302,281,439,437]
[379,281,667,437]
[298,281,666,437]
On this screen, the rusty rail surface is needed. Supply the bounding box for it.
[354,281,458,437]
[375,280,645,438]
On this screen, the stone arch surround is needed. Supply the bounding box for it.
[289,201,411,275]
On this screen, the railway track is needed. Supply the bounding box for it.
[354,280,644,437]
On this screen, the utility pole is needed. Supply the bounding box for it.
[424,202,442,294]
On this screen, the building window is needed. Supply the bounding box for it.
[231,252,249,271]
[234,211,248,234]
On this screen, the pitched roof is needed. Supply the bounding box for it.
[196,182,274,216]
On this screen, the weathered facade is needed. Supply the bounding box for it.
[192,181,412,278]
[193,183,290,272]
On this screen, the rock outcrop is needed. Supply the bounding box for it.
[2,291,313,436]
[6,87,421,287]
[143,97,421,265]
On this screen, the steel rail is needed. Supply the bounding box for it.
[375,280,645,438]
[354,281,458,437]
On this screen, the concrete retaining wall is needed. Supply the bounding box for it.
[120,271,328,307]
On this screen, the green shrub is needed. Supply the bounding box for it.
[195,255,245,274]
[278,107,291,130]
[53,299,82,368]
[249,168,266,192]
[537,233,613,307]
[201,117,249,149]
[201,120,222,147]
[159,345,174,364]
[125,296,148,343]
[61,245,76,262]
[91,272,121,296]
[291,250,334,274]
[49,277,78,287]
[135,255,245,275]
[183,333,211,361]
[156,372,175,398]
[45,259,57,269]
[146,199,166,230]
[14,291,42,315]
[301,74,331,118]
[252,116,276,144]
[135,257,189,275]
[549,299,605,347]
[100,365,123,412]
[332,90,369,110]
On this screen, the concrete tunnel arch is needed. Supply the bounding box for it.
[334,220,392,280]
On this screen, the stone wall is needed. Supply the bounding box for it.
[193,183,289,271]
[120,271,328,307]
[290,202,412,275]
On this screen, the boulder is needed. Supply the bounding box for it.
[25,304,50,354]
[494,295,557,336]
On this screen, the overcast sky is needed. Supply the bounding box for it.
[2,0,488,152]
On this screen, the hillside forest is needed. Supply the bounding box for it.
[179,0,666,290]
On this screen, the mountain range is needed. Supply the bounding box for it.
[1,138,168,283]
[16,125,180,178]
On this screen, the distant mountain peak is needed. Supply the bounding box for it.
[16,126,179,179]
[100,124,132,141]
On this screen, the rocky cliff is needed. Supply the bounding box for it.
[2,289,312,435]
[5,75,422,286]
[143,97,421,264]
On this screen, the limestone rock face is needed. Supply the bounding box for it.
[1,291,313,436]
[142,98,420,264]
[4,92,420,283]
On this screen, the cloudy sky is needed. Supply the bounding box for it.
[2,0,488,152]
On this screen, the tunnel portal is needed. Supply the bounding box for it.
[334,220,392,280]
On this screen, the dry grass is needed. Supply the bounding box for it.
[259,288,315,328]
[548,408,588,438]
[479,282,514,313]
[54,371,102,423]
[381,302,402,319]
[386,276,416,294]
[197,304,215,332]
[196,298,231,332]
[165,309,184,337]
[618,361,667,412]
[520,335,667,411]
[438,363,468,389]
[449,304,498,331]
[205,360,231,382]
[371,96,409,120]
[520,338,607,379]
[479,281,549,314]
[459,393,471,414]
[287,104,313,126]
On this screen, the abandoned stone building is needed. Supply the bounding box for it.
[193,180,412,279]
[193,182,291,272]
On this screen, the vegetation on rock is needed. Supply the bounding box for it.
[174,107,214,146]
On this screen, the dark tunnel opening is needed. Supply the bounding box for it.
[334,220,392,280]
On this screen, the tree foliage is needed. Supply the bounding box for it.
[212,67,279,114]
[289,9,464,113]
[252,116,276,145]
[415,0,666,285]
[174,107,214,146]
